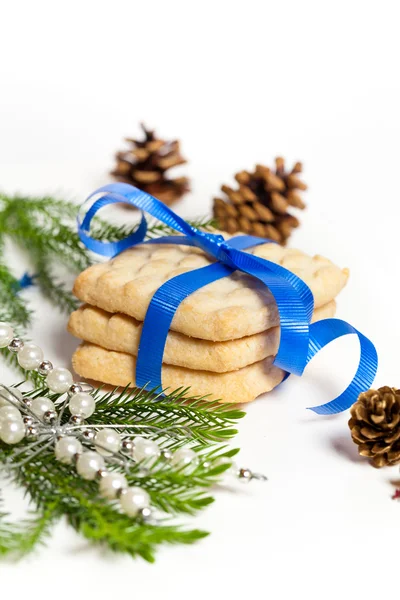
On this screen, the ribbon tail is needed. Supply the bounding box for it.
[306,319,378,414]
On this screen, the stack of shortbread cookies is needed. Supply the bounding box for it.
[68,239,349,403]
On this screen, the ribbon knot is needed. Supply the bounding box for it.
[77,183,378,415]
[190,230,235,266]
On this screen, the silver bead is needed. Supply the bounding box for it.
[121,439,133,454]
[138,506,153,522]
[81,429,96,442]
[37,360,53,376]
[21,397,32,408]
[162,448,173,461]
[70,415,84,426]
[238,468,252,482]
[23,415,34,427]
[8,338,24,353]
[43,410,57,424]
[68,383,83,396]
[96,468,108,480]
[25,425,39,440]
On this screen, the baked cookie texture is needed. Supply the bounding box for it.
[73,239,349,341]
[72,343,285,404]
[68,300,336,373]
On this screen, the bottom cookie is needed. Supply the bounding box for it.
[72,343,285,404]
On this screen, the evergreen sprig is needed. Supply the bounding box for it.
[0,191,215,363]
[0,385,244,562]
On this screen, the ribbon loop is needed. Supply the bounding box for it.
[78,183,378,415]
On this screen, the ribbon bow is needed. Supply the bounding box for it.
[78,183,378,415]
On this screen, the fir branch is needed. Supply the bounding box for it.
[93,386,245,444]
[0,503,57,559]
[33,258,80,315]
[0,263,32,329]
[90,215,217,243]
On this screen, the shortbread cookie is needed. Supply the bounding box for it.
[72,343,285,404]
[73,238,349,341]
[68,300,336,373]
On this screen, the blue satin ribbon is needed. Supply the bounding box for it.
[77,183,378,414]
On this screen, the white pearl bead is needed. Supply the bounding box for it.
[54,436,83,464]
[99,472,127,499]
[95,429,121,456]
[17,343,44,370]
[76,451,105,480]
[0,386,23,408]
[69,392,96,419]
[0,405,22,422]
[120,486,150,517]
[0,322,14,348]
[30,397,55,420]
[0,419,25,444]
[46,368,73,394]
[132,436,161,466]
[171,447,199,471]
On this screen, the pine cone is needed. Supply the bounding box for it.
[349,386,400,467]
[213,158,306,244]
[111,124,190,206]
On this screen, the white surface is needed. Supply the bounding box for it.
[1,0,400,597]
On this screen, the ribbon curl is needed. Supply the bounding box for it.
[78,183,378,414]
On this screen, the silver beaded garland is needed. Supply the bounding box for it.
[0,320,266,527]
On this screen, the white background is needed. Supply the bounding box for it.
[1,1,400,597]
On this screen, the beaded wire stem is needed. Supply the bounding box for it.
[0,322,266,522]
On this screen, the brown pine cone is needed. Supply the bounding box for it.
[111,124,190,206]
[349,386,400,467]
[213,158,307,244]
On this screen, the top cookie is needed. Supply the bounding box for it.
[73,238,349,341]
